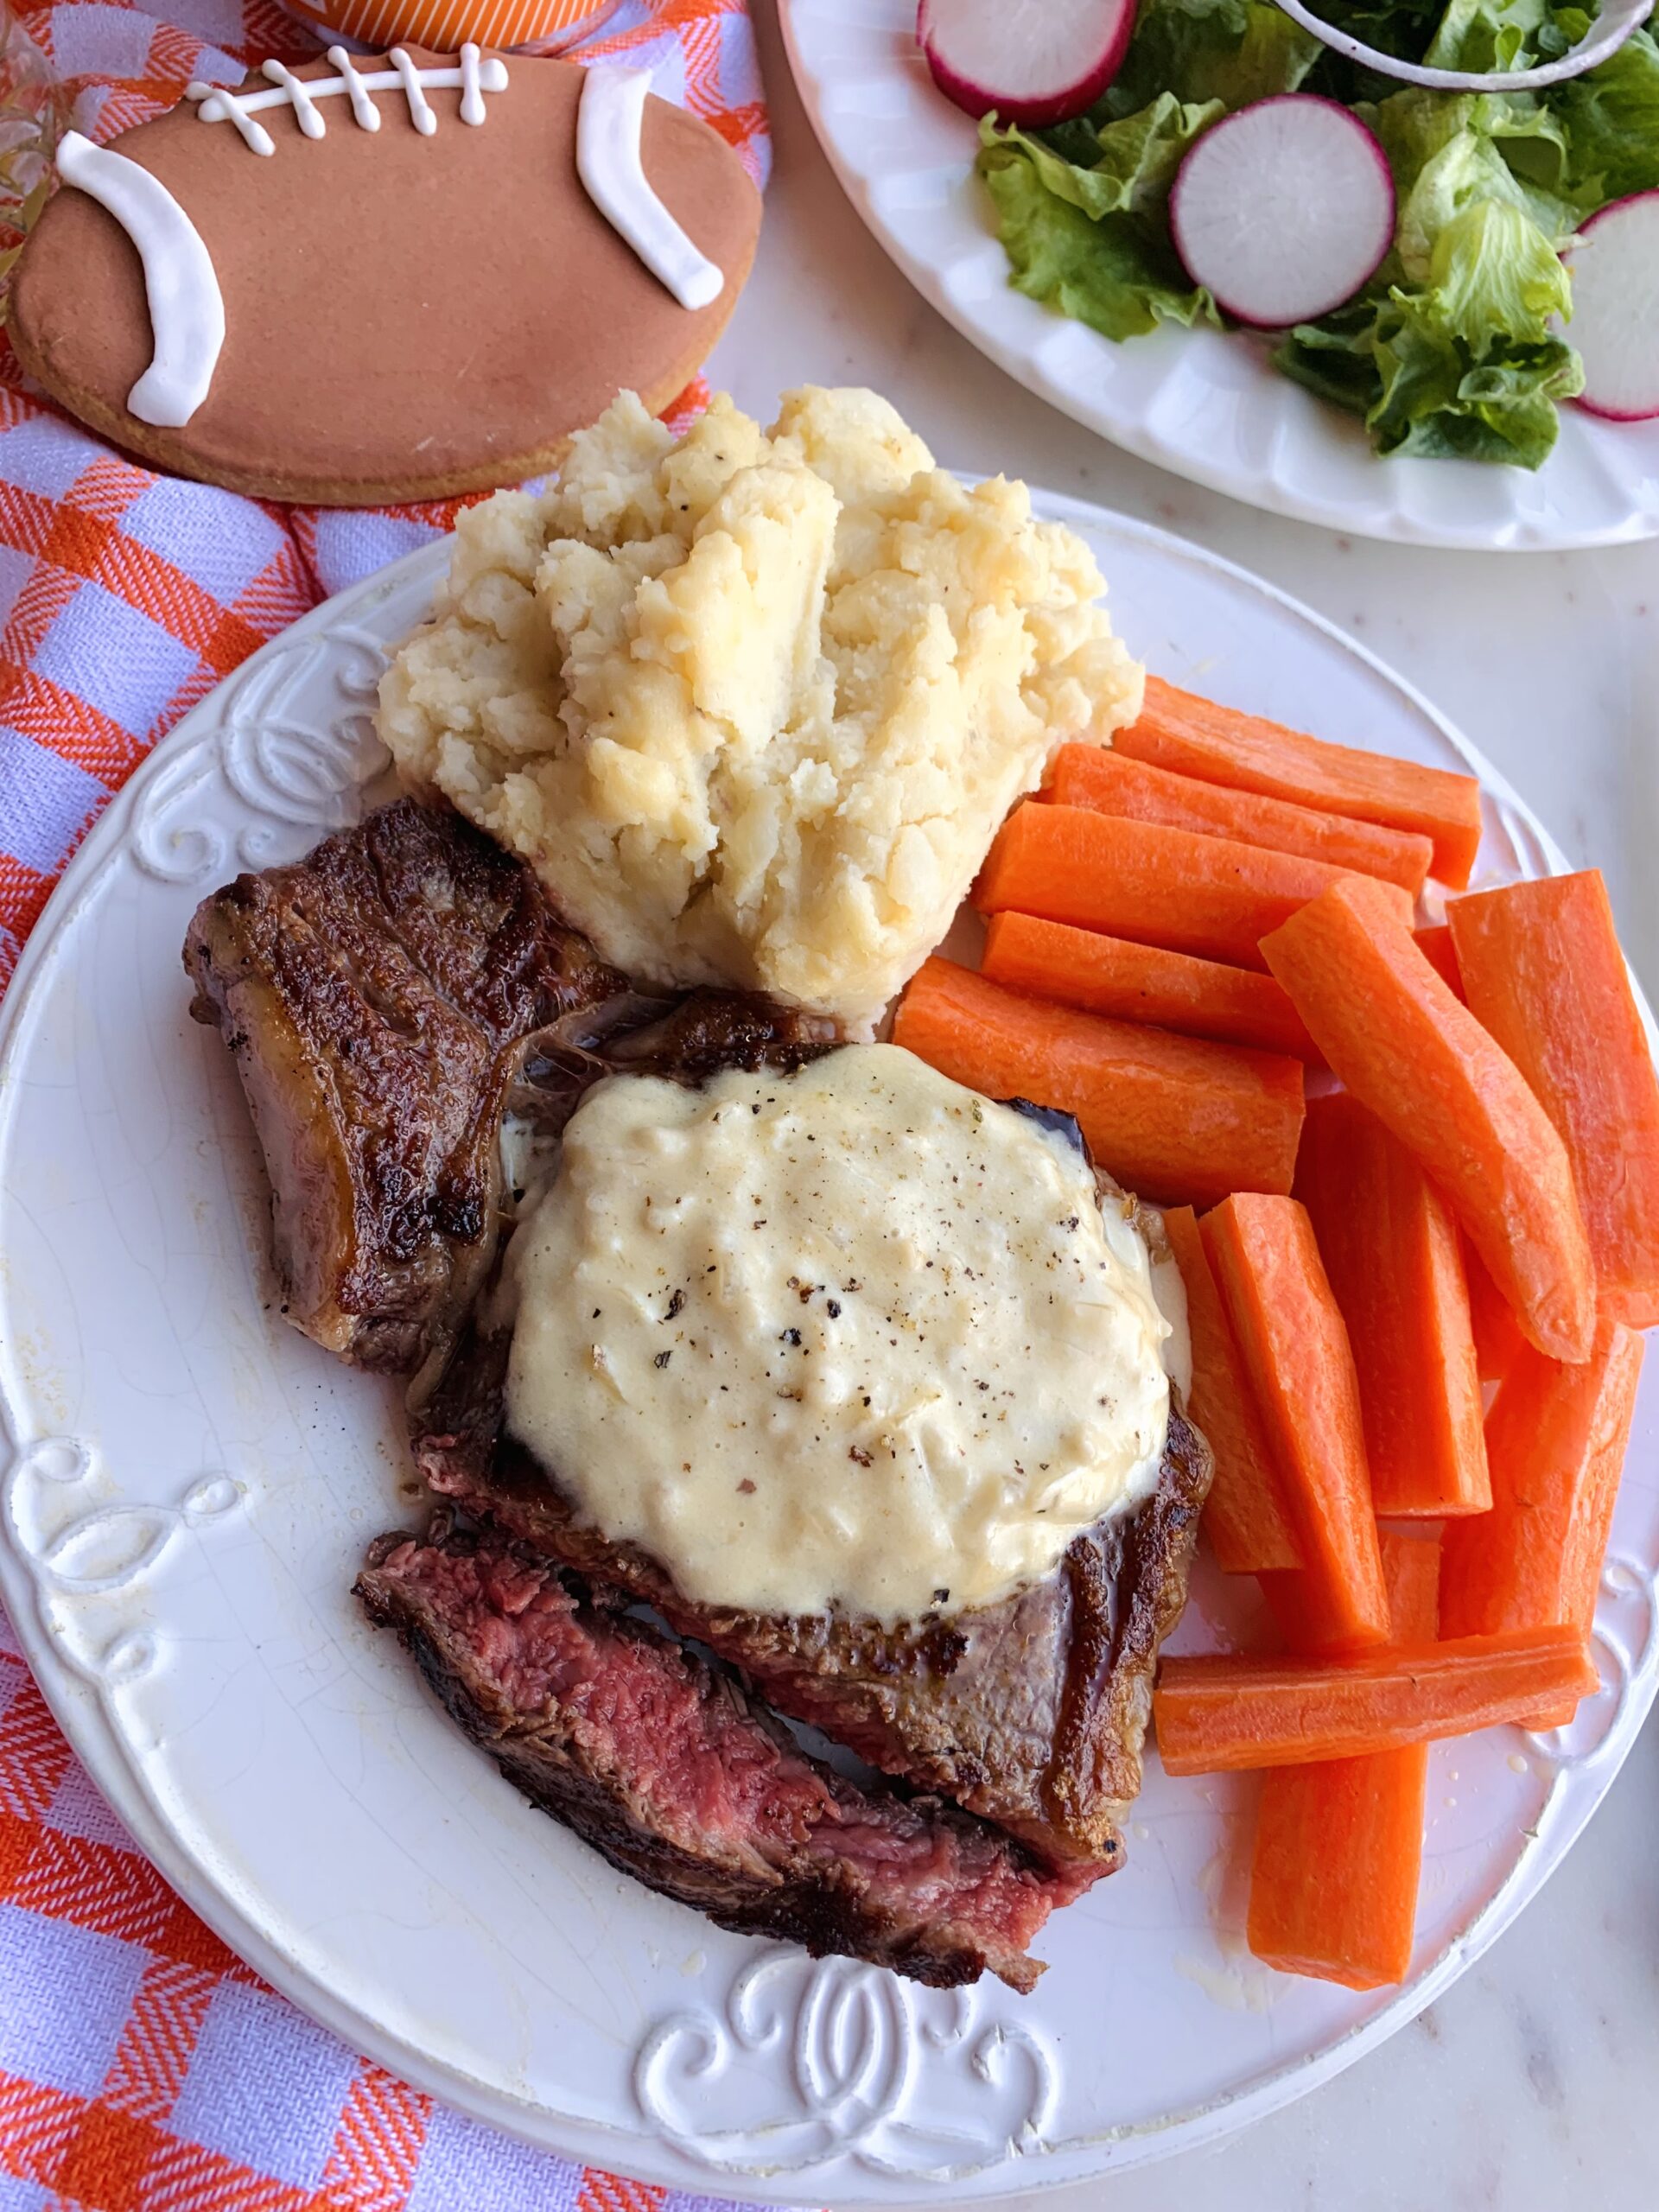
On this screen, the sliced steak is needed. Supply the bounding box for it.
[514,984,837,1100]
[188,800,1212,1946]
[355,1522,1099,1990]
[415,1298,1211,1871]
[184,799,833,1377]
[183,799,627,1373]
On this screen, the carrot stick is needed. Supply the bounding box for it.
[1153,1625,1595,1775]
[1162,1205,1301,1573]
[1295,1094,1490,1518]
[1441,1320,1643,1724]
[1046,744,1433,896]
[1260,877,1596,1365]
[890,958,1306,1209]
[1449,872,1659,1330]
[981,912,1322,1062]
[1247,1531,1440,1990]
[1117,675,1484,888]
[1414,925,1464,999]
[1462,1234,1527,1388]
[973,803,1413,974]
[1201,1193,1389,1649]
[1379,1531,1445,1645]
[1254,1561,1382,1659]
[1247,1739,1427,1985]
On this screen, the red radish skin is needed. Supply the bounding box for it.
[1565,191,1659,423]
[1170,96,1396,331]
[918,0,1137,130]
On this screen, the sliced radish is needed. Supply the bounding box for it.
[1566,192,1659,423]
[1169,97,1395,331]
[917,0,1137,130]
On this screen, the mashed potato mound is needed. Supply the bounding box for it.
[378,386,1142,1027]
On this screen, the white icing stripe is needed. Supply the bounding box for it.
[184,79,275,156]
[260,61,324,139]
[326,48,380,132]
[576,66,723,313]
[56,130,226,429]
[459,43,485,126]
[184,53,509,150]
[388,48,436,137]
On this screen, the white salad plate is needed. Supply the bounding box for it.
[2,498,1657,2206]
[779,0,1659,552]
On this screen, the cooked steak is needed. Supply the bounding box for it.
[520,984,837,1093]
[184,800,834,1379]
[415,1319,1210,1869]
[188,798,1213,1973]
[355,1522,1099,1990]
[183,799,627,1374]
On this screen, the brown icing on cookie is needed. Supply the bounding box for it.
[11,50,760,504]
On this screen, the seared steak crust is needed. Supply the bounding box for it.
[184,800,836,1376]
[415,1321,1211,1868]
[505,985,838,1153]
[355,1522,1098,1990]
[183,800,626,1372]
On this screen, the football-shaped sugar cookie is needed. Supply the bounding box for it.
[11,48,761,504]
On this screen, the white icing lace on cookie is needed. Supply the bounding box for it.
[184,45,509,156]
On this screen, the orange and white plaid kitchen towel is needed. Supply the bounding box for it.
[0,4,771,2208]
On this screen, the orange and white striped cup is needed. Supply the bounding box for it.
[283,0,619,54]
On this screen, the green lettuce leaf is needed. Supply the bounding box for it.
[977,98,1222,340]
[1423,0,1556,73]
[1103,0,1322,116]
[1421,191,1574,343]
[982,95,1222,219]
[1292,0,1582,95]
[1552,29,1659,203]
[969,0,1651,465]
[1369,87,1580,281]
[1277,200,1582,465]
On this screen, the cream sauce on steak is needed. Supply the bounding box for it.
[501,1043,1172,1623]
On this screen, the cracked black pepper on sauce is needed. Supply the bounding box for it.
[500,1044,1172,1624]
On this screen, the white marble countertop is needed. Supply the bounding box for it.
[709,10,1659,2205]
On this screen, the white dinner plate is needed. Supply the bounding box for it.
[779,0,1659,551]
[2,499,1656,2205]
